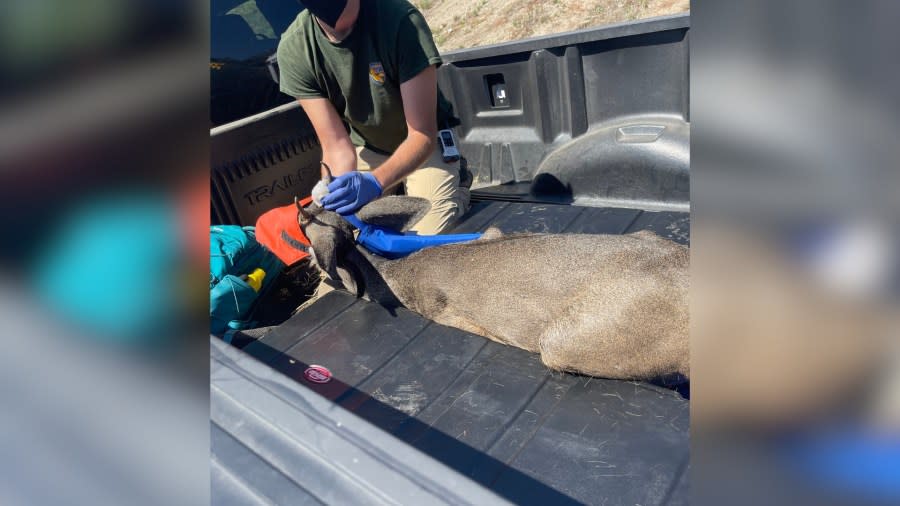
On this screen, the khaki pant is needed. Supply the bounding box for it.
[355,145,470,234]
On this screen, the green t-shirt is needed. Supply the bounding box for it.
[277,0,453,154]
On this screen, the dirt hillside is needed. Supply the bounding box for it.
[410,0,689,52]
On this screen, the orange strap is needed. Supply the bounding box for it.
[255,196,313,266]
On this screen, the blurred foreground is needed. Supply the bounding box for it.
[1,1,210,504]
[692,0,899,504]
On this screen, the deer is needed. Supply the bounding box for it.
[295,173,689,381]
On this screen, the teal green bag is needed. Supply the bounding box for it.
[210,226,283,335]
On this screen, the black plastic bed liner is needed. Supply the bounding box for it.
[221,200,690,505]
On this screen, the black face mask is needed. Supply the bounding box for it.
[301,0,348,28]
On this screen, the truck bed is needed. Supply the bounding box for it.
[214,198,689,505]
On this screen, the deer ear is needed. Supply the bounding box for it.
[320,161,333,184]
[355,196,431,232]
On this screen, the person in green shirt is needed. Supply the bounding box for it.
[277,0,470,234]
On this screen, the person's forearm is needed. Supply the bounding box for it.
[322,135,358,177]
[370,130,435,189]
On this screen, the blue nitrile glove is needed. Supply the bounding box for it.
[321,171,383,215]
